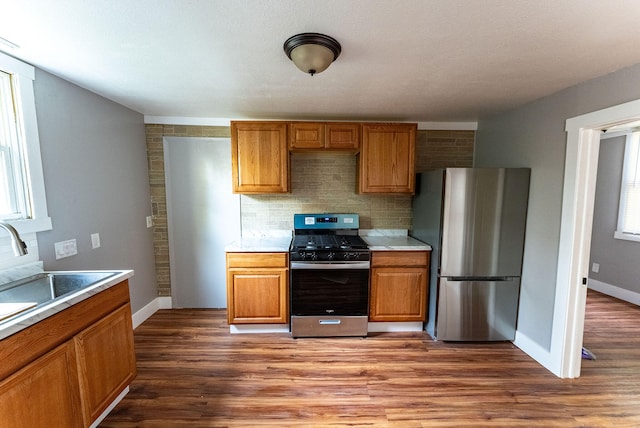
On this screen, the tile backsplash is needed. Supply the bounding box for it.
[240,152,412,232]
[145,124,474,296]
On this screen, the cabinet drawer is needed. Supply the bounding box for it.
[371,251,429,267]
[226,252,288,268]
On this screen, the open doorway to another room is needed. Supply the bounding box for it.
[553,99,640,378]
[582,126,640,362]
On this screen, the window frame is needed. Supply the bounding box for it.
[614,131,640,242]
[0,52,51,234]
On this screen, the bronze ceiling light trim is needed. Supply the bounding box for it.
[283,33,341,76]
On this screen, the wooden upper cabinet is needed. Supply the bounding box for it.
[289,122,360,151]
[231,121,289,194]
[325,123,360,150]
[289,122,325,150]
[358,123,417,194]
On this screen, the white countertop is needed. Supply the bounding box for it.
[225,229,432,252]
[361,235,431,251]
[225,230,292,252]
[0,269,134,340]
[225,237,292,252]
[360,229,432,251]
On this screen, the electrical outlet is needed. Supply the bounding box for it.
[91,233,100,249]
[146,215,153,228]
[54,239,77,260]
[592,262,600,273]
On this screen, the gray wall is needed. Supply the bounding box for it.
[590,135,640,291]
[475,62,640,350]
[33,69,157,313]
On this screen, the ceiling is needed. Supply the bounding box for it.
[2,1,640,124]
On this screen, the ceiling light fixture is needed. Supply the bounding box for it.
[283,33,341,76]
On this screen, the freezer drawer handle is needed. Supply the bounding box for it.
[319,319,341,325]
[445,276,518,282]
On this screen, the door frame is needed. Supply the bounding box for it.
[553,98,640,378]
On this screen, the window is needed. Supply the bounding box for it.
[0,70,27,219]
[0,52,51,234]
[615,131,640,242]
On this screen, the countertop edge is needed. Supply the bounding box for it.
[0,269,134,340]
[362,236,432,251]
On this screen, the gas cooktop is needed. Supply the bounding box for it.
[290,214,370,262]
[290,234,368,251]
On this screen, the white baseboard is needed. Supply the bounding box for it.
[132,296,172,329]
[367,322,424,332]
[588,279,640,306]
[90,386,129,428]
[230,324,290,334]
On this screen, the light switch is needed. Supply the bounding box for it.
[146,215,153,228]
[91,233,100,249]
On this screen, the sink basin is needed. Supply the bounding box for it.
[0,271,118,316]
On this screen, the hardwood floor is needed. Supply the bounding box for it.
[100,290,640,427]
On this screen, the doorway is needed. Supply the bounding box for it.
[555,98,640,378]
[163,137,240,308]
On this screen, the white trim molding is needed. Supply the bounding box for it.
[131,296,171,329]
[229,324,290,334]
[368,322,424,332]
[588,279,640,306]
[556,98,640,378]
[143,115,478,131]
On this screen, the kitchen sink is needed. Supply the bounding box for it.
[0,271,118,319]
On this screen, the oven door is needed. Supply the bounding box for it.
[290,262,370,316]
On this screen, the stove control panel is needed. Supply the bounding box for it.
[291,250,370,262]
[294,213,359,230]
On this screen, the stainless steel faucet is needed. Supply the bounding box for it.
[0,221,28,256]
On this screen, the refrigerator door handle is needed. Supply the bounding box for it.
[444,276,519,282]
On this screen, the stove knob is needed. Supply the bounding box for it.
[327,252,335,261]
[310,252,318,261]
[298,251,306,260]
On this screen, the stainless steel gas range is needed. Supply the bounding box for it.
[289,213,370,338]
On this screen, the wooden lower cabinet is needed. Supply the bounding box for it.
[369,251,429,322]
[226,252,289,324]
[0,341,83,428]
[75,304,136,424]
[0,280,136,428]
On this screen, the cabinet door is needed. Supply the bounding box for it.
[289,122,325,150]
[369,267,427,322]
[75,304,137,424]
[231,121,289,193]
[359,123,416,193]
[0,341,84,428]
[325,123,360,150]
[227,268,288,324]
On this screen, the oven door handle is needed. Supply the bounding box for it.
[290,261,371,270]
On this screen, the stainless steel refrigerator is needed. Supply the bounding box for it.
[412,168,530,341]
